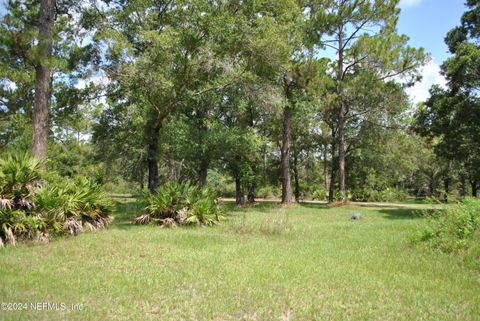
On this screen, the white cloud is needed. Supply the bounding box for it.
[399,0,424,8]
[405,58,447,104]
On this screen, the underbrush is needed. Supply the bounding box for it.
[257,185,282,199]
[412,198,480,269]
[0,153,113,247]
[135,182,223,227]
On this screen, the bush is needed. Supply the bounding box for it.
[204,170,236,198]
[413,198,480,253]
[257,185,281,199]
[311,189,327,201]
[135,182,222,227]
[0,153,113,247]
[35,176,114,235]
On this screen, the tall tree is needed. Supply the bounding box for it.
[307,0,426,202]
[32,0,55,163]
[414,0,480,197]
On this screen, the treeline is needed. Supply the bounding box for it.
[0,0,478,204]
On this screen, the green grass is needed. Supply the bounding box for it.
[1,201,479,321]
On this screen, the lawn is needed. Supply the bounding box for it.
[1,201,479,321]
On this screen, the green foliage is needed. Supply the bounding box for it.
[0,152,42,206]
[0,153,113,247]
[204,170,236,198]
[351,188,408,202]
[414,198,480,253]
[257,185,281,199]
[311,189,328,201]
[414,1,480,198]
[35,175,114,235]
[136,182,222,227]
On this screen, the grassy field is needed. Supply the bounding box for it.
[1,201,479,321]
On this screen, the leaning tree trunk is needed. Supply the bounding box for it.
[281,107,293,204]
[32,0,55,166]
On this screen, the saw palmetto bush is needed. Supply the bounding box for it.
[0,153,42,211]
[35,176,114,235]
[0,153,45,246]
[135,182,222,227]
[0,153,113,247]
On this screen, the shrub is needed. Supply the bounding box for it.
[334,190,352,202]
[0,153,113,247]
[257,185,281,199]
[35,176,114,235]
[0,153,45,246]
[311,189,327,201]
[413,198,480,253]
[135,182,222,227]
[0,153,42,210]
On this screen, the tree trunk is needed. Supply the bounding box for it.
[328,130,336,202]
[247,183,255,204]
[337,26,346,202]
[263,145,267,184]
[146,123,160,193]
[198,158,209,188]
[235,175,243,206]
[293,147,300,202]
[323,142,329,192]
[472,180,478,197]
[281,107,293,204]
[338,102,346,201]
[32,0,55,165]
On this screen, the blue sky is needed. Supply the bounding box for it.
[398,0,466,103]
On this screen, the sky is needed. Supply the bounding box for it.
[397,0,466,104]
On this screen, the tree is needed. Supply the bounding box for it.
[414,0,480,197]
[0,0,101,164]
[307,0,426,202]
[92,0,231,192]
[31,0,55,164]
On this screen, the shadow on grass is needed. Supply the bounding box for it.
[378,208,422,220]
[297,203,331,210]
